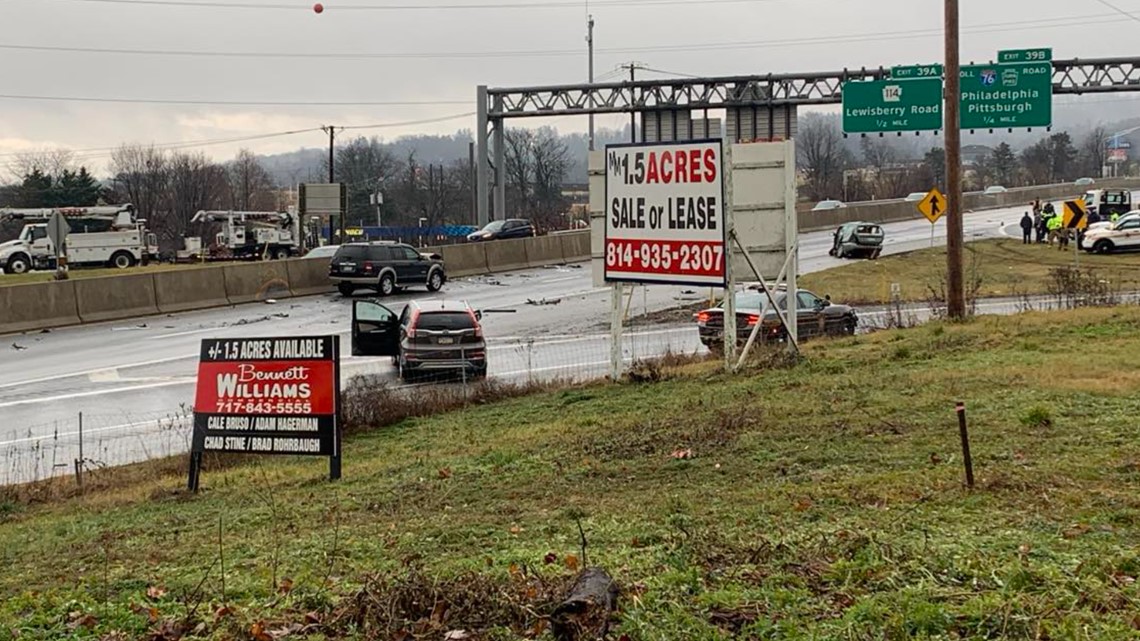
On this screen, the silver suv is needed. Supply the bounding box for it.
[351,299,487,382]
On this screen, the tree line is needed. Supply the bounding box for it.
[796,113,1114,203]
[0,127,575,247]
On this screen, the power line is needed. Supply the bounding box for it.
[0,13,1115,61]
[1090,0,1140,22]
[0,112,477,159]
[0,93,468,106]
[52,0,785,11]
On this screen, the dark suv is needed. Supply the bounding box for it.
[351,299,487,382]
[466,219,536,242]
[329,242,446,297]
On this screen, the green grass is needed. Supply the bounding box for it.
[801,238,1140,305]
[0,262,220,286]
[6,308,1140,639]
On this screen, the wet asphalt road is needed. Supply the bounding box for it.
[0,202,1047,482]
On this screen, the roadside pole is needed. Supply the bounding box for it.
[610,284,622,380]
[944,0,966,318]
[722,142,737,370]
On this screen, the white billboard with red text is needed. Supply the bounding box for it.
[603,140,726,287]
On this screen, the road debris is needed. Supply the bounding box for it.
[526,298,562,306]
[11,342,27,351]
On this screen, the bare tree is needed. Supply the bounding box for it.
[1078,126,1108,179]
[6,148,75,183]
[227,149,277,211]
[334,136,399,226]
[164,152,227,249]
[504,128,535,218]
[110,144,170,222]
[530,127,571,230]
[796,113,850,201]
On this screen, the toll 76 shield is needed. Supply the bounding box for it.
[188,335,342,491]
[604,140,726,287]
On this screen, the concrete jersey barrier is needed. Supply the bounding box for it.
[525,235,566,268]
[0,280,81,334]
[286,257,335,296]
[153,265,230,313]
[557,231,591,261]
[75,273,160,323]
[439,243,489,278]
[223,261,293,304]
[482,238,531,273]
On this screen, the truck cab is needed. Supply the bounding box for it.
[1083,190,1132,220]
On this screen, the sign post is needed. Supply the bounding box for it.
[187,335,342,492]
[916,187,948,247]
[1063,199,1088,267]
[604,140,727,370]
[46,211,69,279]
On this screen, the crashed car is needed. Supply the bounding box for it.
[328,241,446,297]
[695,287,858,351]
[829,221,884,259]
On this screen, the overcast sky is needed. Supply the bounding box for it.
[0,0,1134,172]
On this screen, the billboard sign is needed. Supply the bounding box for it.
[603,140,726,287]
[188,335,341,490]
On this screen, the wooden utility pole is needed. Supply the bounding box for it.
[944,0,965,318]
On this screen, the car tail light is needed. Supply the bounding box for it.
[697,312,710,323]
[467,310,483,338]
[363,261,374,274]
[406,310,420,339]
[747,314,760,326]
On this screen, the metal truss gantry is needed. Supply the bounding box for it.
[475,57,1140,225]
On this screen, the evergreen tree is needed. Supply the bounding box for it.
[15,169,52,207]
[54,167,102,206]
[991,142,1019,187]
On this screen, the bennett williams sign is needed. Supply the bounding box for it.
[187,335,342,491]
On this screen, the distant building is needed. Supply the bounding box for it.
[961,145,993,167]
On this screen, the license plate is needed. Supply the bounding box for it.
[437,337,454,345]
[339,263,356,273]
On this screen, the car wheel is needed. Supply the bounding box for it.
[837,247,847,259]
[5,253,31,274]
[337,282,355,297]
[844,316,858,335]
[870,249,882,260]
[110,251,135,269]
[378,273,396,296]
[399,360,415,383]
[272,248,290,260]
[470,366,487,380]
[427,269,444,292]
[1094,240,1114,255]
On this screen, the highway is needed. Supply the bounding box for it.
[0,203,1036,483]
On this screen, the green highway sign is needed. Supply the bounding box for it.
[959,62,1053,129]
[891,64,943,79]
[997,48,1052,64]
[842,78,943,134]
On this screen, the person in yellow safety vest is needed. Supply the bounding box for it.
[1111,212,1121,224]
[1047,214,1066,249]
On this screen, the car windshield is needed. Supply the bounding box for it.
[416,311,475,331]
[482,221,507,232]
[332,246,368,260]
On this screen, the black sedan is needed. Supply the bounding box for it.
[695,288,857,350]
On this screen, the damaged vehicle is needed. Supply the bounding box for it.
[329,242,446,297]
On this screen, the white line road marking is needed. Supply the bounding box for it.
[0,379,194,409]
[0,353,199,390]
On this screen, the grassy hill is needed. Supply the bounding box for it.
[4,307,1140,639]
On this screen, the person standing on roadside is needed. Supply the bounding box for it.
[1033,210,1044,243]
[1020,212,1033,244]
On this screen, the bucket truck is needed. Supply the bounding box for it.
[188,210,301,260]
[0,205,158,274]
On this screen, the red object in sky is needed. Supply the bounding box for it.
[313,2,324,13]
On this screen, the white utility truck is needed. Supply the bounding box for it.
[0,205,157,274]
[188,210,301,260]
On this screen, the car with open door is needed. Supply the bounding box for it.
[351,299,487,382]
